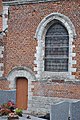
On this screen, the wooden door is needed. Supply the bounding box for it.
[16,77,28,110]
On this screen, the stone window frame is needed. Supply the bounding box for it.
[34,13,76,81]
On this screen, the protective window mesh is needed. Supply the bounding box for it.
[44,21,69,72]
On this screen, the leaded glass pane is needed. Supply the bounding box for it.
[44,22,69,72]
[45,58,68,72]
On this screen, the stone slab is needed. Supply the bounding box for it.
[70,101,80,120]
[0,90,16,104]
[50,101,69,120]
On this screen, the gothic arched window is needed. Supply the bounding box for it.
[35,13,76,80]
[44,21,69,72]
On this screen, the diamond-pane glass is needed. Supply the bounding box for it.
[44,22,69,72]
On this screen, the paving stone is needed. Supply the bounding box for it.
[0,115,46,120]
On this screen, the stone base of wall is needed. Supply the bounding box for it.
[28,96,79,115]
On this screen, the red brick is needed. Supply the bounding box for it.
[0,0,80,99]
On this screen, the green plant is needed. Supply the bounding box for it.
[15,109,23,117]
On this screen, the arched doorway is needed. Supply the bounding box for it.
[16,77,28,110]
[7,67,36,111]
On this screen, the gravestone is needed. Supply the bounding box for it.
[50,101,69,120]
[0,90,16,104]
[70,101,80,120]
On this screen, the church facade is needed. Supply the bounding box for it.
[0,0,80,115]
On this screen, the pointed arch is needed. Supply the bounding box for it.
[34,13,76,80]
[35,12,76,40]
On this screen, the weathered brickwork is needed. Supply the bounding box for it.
[0,0,80,114]
[0,79,10,90]
[0,18,2,32]
[0,0,2,32]
[32,81,80,99]
[3,0,80,79]
[1,0,80,96]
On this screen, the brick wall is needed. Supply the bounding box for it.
[0,80,10,90]
[0,0,2,13]
[32,81,80,99]
[1,0,80,114]
[4,0,80,79]
[1,0,80,96]
[0,0,2,32]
